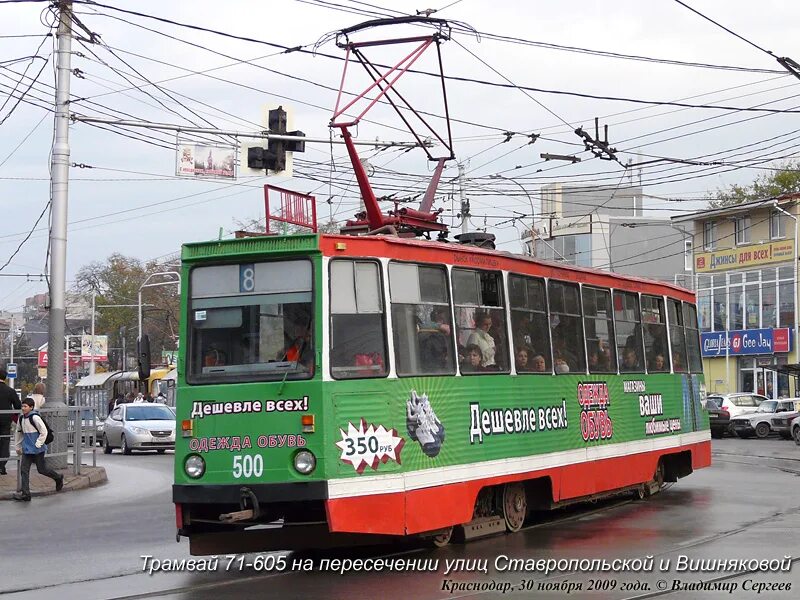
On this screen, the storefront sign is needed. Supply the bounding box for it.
[700,327,793,357]
[694,240,795,273]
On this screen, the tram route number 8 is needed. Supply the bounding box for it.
[239,263,256,293]
[343,435,379,456]
[232,454,264,478]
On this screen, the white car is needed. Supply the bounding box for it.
[102,403,176,455]
[706,393,767,419]
[729,399,799,439]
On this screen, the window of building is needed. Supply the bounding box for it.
[713,286,727,331]
[770,211,786,240]
[667,299,687,373]
[697,288,712,332]
[330,260,387,379]
[745,282,760,328]
[452,269,509,373]
[509,275,551,374]
[762,268,777,328]
[684,240,693,271]
[388,263,455,376]
[548,280,586,374]
[583,287,616,373]
[614,291,645,372]
[641,295,670,373]
[735,216,751,245]
[534,234,592,267]
[728,284,744,330]
[683,303,703,373]
[703,221,716,250]
[779,266,795,328]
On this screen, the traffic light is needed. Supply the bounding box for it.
[246,106,305,173]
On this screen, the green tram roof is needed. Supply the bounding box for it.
[181,233,694,301]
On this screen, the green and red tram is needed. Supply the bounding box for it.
[172,232,710,555]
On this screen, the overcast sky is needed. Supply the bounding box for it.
[2,0,800,315]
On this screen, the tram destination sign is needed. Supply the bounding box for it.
[700,327,792,357]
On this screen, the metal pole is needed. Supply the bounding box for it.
[45,1,72,469]
[9,314,13,364]
[458,162,469,235]
[491,175,536,255]
[89,293,96,376]
[774,201,798,396]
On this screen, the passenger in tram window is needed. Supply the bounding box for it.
[513,314,534,350]
[588,346,610,372]
[427,307,451,336]
[203,346,226,367]
[466,312,496,367]
[552,334,577,371]
[461,344,485,373]
[531,354,548,372]
[621,347,640,371]
[419,329,450,372]
[671,351,684,372]
[650,353,666,372]
[554,351,570,373]
[515,346,531,372]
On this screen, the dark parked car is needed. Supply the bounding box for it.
[705,397,731,438]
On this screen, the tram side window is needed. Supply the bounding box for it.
[508,274,551,373]
[683,302,704,373]
[583,287,617,374]
[642,295,670,373]
[389,262,456,376]
[548,280,586,374]
[667,299,688,373]
[329,260,388,379]
[614,291,644,373]
[452,268,509,373]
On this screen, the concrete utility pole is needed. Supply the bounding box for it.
[46,1,73,469]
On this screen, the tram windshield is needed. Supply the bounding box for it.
[187,260,314,383]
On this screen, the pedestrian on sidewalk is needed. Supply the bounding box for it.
[12,398,63,501]
[30,382,46,410]
[0,367,22,476]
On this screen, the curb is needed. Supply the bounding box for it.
[0,466,108,500]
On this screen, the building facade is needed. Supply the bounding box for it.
[529,183,690,286]
[673,197,798,398]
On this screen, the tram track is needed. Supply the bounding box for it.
[59,497,639,600]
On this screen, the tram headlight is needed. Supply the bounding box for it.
[293,450,316,475]
[184,454,205,479]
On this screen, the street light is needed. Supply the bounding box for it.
[489,175,536,255]
[89,294,153,376]
[138,272,181,378]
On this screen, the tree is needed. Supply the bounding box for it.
[711,160,800,207]
[74,254,179,370]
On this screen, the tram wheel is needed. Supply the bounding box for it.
[649,460,665,494]
[428,526,454,548]
[502,482,527,532]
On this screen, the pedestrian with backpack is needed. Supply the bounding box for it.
[12,398,63,501]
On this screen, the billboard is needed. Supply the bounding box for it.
[81,335,108,362]
[700,327,793,357]
[176,142,236,179]
[37,343,81,368]
[694,240,795,273]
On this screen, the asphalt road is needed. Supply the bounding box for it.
[3,437,800,600]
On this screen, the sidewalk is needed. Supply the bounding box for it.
[0,464,107,500]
